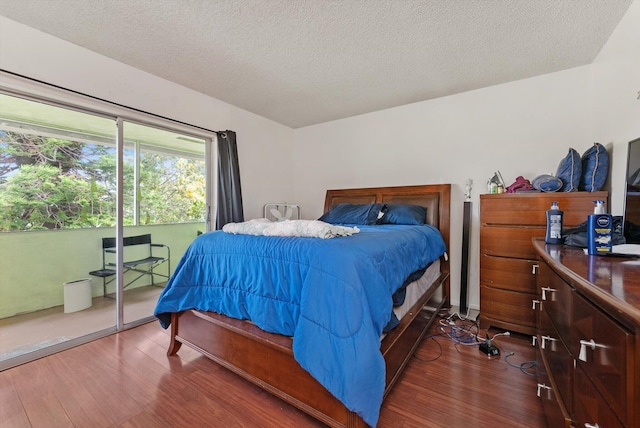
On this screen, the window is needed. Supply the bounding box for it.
[0,93,207,231]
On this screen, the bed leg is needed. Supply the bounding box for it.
[167,335,182,356]
[167,312,182,356]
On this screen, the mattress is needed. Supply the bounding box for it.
[393,258,441,322]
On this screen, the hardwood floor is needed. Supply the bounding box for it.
[1,285,163,364]
[0,316,546,427]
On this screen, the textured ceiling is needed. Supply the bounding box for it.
[0,0,633,128]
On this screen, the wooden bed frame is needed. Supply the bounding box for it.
[166,184,451,427]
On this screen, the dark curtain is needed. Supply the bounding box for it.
[215,130,244,229]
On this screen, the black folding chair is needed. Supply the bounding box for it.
[89,234,170,297]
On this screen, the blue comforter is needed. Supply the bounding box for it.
[154,224,446,426]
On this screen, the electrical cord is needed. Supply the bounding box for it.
[412,335,443,362]
[413,315,480,362]
[444,308,473,322]
[436,315,511,345]
[419,312,537,377]
[437,321,480,346]
[504,352,537,376]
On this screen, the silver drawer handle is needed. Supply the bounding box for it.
[536,383,551,398]
[579,339,606,362]
[584,423,600,428]
[532,263,539,274]
[532,299,541,310]
[540,335,557,350]
[541,286,556,301]
[532,336,537,347]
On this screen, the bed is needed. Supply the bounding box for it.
[155,184,451,427]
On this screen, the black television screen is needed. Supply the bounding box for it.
[624,137,640,243]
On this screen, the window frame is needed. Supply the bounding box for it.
[0,71,216,232]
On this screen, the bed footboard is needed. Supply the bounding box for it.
[167,271,448,428]
[168,310,368,428]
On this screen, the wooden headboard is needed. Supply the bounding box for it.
[324,184,451,298]
[324,183,451,249]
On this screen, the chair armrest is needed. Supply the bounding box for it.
[151,243,170,260]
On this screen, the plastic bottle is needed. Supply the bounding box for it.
[545,201,564,244]
[587,200,612,255]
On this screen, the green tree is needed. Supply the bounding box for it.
[0,131,205,231]
[0,163,112,230]
[0,132,83,174]
[138,152,205,224]
[0,131,115,230]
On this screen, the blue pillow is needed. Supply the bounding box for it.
[556,148,581,192]
[580,143,609,192]
[532,174,562,192]
[377,204,426,225]
[318,203,383,225]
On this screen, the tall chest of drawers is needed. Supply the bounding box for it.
[533,239,640,428]
[479,192,607,335]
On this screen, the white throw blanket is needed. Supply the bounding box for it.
[222,218,359,239]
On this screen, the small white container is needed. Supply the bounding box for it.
[63,278,93,313]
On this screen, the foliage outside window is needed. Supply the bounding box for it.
[0,94,206,232]
[139,150,206,225]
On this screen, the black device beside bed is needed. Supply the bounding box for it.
[155,184,451,427]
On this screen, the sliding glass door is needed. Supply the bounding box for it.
[120,121,206,325]
[0,93,119,364]
[0,88,212,369]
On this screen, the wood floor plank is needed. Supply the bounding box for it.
[54,340,150,425]
[44,352,114,427]
[378,328,545,427]
[0,318,546,427]
[7,358,77,428]
[186,365,323,427]
[0,370,31,428]
[115,323,215,375]
[84,334,161,406]
[117,408,167,428]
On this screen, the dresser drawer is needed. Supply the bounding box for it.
[538,263,573,343]
[536,345,573,428]
[480,286,536,329]
[574,365,625,428]
[571,292,632,425]
[480,255,536,293]
[480,226,544,259]
[539,307,572,414]
[480,192,606,226]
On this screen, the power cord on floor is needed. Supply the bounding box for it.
[437,314,510,346]
[412,335,443,362]
[504,352,537,376]
[415,312,538,377]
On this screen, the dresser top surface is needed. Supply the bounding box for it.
[533,238,640,326]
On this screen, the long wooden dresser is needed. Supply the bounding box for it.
[533,238,640,428]
[480,192,607,335]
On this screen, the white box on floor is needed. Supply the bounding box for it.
[63,278,92,313]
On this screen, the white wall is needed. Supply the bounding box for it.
[292,2,640,311]
[292,67,592,311]
[589,1,640,215]
[0,16,295,220]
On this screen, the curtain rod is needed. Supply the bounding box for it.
[0,68,220,136]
